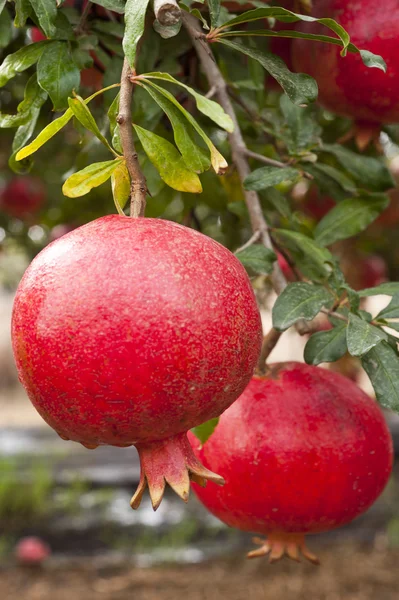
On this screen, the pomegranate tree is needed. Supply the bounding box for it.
[292,0,399,125]
[190,363,393,563]
[12,215,262,509]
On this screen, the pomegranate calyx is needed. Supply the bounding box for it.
[247,533,320,566]
[337,121,382,152]
[131,433,224,511]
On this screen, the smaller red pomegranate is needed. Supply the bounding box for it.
[12,216,262,510]
[0,177,45,219]
[15,537,51,566]
[292,0,399,126]
[189,363,393,563]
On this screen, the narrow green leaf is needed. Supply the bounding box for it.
[134,124,203,193]
[279,94,321,154]
[141,83,211,173]
[0,42,49,88]
[14,0,32,27]
[9,105,42,173]
[208,0,221,27]
[303,163,352,202]
[0,8,12,49]
[272,282,334,331]
[68,96,117,155]
[192,417,219,444]
[0,0,7,14]
[122,0,150,67]
[263,187,292,220]
[62,159,123,198]
[361,342,399,412]
[143,72,234,132]
[37,41,80,110]
[29,0,57,38]
[90,0,125,13]
[314,194,389,247]
[306,163,356,194]
[304,324,348,366]
[142,80,228,174]
[218,38,317,106]
[235,244,276,274]
[347,313,388,357]
[244,166,300,191]
[111,161,130,215]
[359,283,399,298]
[273,229,333,281]
[108,91,120,138]
[376,294,399,320]
[0,74,47,128]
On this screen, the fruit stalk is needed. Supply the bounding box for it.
[153,0,181,26]
[117,59,148,217]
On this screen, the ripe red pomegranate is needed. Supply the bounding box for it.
[292,0,399,125]
[189,363,393,563]
[0,177,45,219]
[12,215,262,509]
[15,537,51,566]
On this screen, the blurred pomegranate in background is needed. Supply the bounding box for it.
[15,537,51,566]
[0,177,46,219]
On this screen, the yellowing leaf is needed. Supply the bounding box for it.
[62,159,123,198]
[111,161,130,214]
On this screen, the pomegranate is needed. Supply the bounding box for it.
[0,177,45,219]
[189,363,393,563]
[15,537,51,565]
[292,0,399,125]
[12,215,262,509]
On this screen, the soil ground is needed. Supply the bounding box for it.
[2,542,399,600]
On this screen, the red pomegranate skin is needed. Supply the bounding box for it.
[0,177,45,219]
[189,363,393,562]
[15,537,50,566]
[292,0,399,123]
[12,215,262,508]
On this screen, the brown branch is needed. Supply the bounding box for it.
[153,0,181,26]
[117,59,147,218]
[256,328,283,374]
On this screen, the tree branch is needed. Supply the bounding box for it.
[256,328,282,374]
[117,59,147,218]
[153,0,181,26]
[244,149,314,180]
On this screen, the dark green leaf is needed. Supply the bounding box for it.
[14,0,32,27]
[108,91,120,137]
[359,283,399,298]
[192,417,219,444]
[92,19,124,38]
[306,163,356,194]
[0,41,49,87]
[29,0,57,38]
[262,187,292,220]
[0,8,12,48]
[244,166,300,191]
[0,0,6,15]
[9,107,42,173]
[304,324,347,365]
[218,39,318,106]
[361,342,399,412]
[208,0,221,26]
[37,41,80,110]
[376,294,399,320]
[90,0,125,13]
[322,144,394,192]
[280,94,321,153]
[303,163,352,202]
[63,159,123,197]
[0,74,47,128]
[235,244,276,274]
[314,194,389,247]
[273,229,333,281]
[272,282,334,331]
[122,0,150,67]
[347,313,388,357]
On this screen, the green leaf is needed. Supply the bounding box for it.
[244,166,300,191]
[272,282,334,331]
[143,72,234,132]
[314,194,390,247]
[279,94,321,154]
[122,0,150,67]
[153,19,182,40]
[62,159,123,198]
[142,80,228,174]
[192,417,219,444]
[359,283,399,298]
[0,74,47,128]
[37,41,80,110]
[0,8,12,49]
[29,0,57,38]
[0,41,49,87]
[14,0,32,27]
[273,229,333,281]
[68,95,117,155]
[111,161,130,215]
[347,313,388,357]
[306,163,356,194]
[208,0,220,27]
[262,187,292,220]
[361,342,399,412]
[376,294,399,320]
[90,0,125,13]
[108,91,120,138]
[303,163,352,202]
[9,105,42,173]
[304,324,348,366]
[235,244,276,274]
[16,110,72,160]
[218,38,317,106]
[141,83,211,173]
[134,124,203,193]
[322,144,394,192]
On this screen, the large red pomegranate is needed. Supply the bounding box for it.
[189,363,393,563]
[292,0,399,125]
[0,177,45,219]
[12,215,262,509]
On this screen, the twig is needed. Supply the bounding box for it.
[244,149,292,170]
[235,231,261,254]
[256,328,282,374]
[75,0,92,34]
[320,309,348,323]
[117,59,147,218]
[153,0,181,26]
